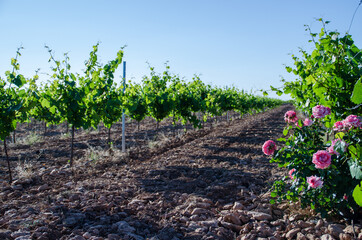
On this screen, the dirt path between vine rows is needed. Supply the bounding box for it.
[1,104,361,240]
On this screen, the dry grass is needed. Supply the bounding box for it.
[147,132,172,149]
[15,161,35,180]
[79,143,128,167]
[9,132,41,147]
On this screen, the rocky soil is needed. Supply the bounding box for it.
[0,104,361,240]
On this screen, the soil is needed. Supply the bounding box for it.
[0,104,360,240]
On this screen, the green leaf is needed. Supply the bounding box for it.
[335,132,345,139]
[334,140,346,156]
[348,160,362,180]
[12,75,26,87]
[351,78,362,104]
[49,106,57,114]
[353,182,362,206]
[349,145,358,158]
[283,127,289,136]
[286,66,292,73]
[41,98,51,108]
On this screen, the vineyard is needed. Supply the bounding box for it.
[1,20,362,240]
[0,44,284,184]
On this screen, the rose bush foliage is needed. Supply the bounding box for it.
[265,107,361,218]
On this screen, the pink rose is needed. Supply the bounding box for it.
[295,121,302,128]
[307,176,323,189]
[303,118,313,126]
[342,115,361,129]
[312,105,331,119]
[284,110,298,123]
[289,168,296,180]
[262,140,277,155]
[312,150,331,169]
[333,121,344,131]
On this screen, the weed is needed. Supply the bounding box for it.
[15,161,35,180]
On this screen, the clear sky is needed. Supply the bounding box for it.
[0,0,361,100]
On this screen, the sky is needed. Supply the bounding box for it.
[0,0,361,100]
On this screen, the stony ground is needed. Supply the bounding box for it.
[0,104,361,240]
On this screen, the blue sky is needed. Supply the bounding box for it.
[0,0,361,100]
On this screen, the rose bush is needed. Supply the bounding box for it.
[264,107,362,218]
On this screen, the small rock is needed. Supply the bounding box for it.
[289,214,304,221]
[343,225,361,234]
[37,184,49,192]
[188,221,202,229]
[69,193,81,201]
[107,233,121,240]
[69,236,86,240]
[239,233,257,240]
[296,232,307,240]
[191,208,208,215]
[11,230,31,239]
[35,226,49,232]
[272,209,283,216]
[0,229,12,239]
[286,228,301,239]
[11,184,23,191]
[247,211,272,221]
[320,234,335,240]
[270,219,285,226]
[233,202,244,210]
[199,220,219,228]
[328,224,344,238]
[339,233,352,240]
[296,220,312,229]
[50,169,59,176]
[315,219,325,229]
[220,221,243,232]
[83,232,92,239]
[14,236,32,240]
[113,221,135,234]
[179,216,188,223]
[305,233,316,240]
[224,213,241,225]
[196,202,210,209]
[223,203,233,210]
[190,215,201,221]
[64,182,73,187]
[64,213,86,227]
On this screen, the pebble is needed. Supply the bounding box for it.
[37,184,49,192]
[233,202,244,210]
[339,233,353,240]
[191,208,209,215]
[11,184,23,191]
[247,211,273,221]
[113,221,135,234]
[328,224,344,238]
[224,213,242,225]
[285,228,301,239]
[320,234,335,240]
